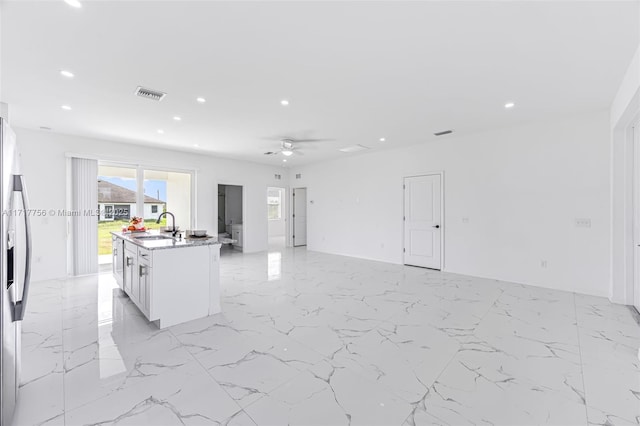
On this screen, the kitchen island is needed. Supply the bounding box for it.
[111,231,222,328]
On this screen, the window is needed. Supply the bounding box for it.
[268,191,281,220]
[151,205,158,213]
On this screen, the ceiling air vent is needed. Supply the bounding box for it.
[339,144,370,153]
[135,86,167,101]
[434,130,453,136]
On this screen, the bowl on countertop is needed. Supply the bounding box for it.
[186,229,208,237]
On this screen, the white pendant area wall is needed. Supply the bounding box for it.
[290,111,611,297]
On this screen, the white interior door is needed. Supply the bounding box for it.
[293,188,307,247]
[404,174,442,269]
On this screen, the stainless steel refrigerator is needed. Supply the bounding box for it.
[0,116,32,426]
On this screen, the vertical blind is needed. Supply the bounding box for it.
[71,157,98,275]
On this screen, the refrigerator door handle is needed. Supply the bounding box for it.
[12,174,31,321]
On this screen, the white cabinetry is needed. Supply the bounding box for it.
[138,251,151,316]
[119,239,221,328]
[124,242,152,318]
[112,236,124,289]
[123,243,136,296]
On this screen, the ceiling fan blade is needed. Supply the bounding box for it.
[292,150,305,156]
[263,151,279,156]
[290,138,334,143]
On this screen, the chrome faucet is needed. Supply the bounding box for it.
[156,212,178,237]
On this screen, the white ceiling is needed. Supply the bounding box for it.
[1,1,638,166]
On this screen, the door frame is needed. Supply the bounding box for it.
[292,187,307,247]
[402,172,445,270]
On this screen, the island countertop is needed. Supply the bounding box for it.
[111,230,222,250]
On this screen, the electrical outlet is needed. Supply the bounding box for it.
[380,243,384,249]
[541,260,548,268]
[462,217,469,224]
[575,218,591,228]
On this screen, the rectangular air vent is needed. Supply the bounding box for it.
[434,130,453,136]
[296,174,302,179]
[339,144,370,153]
[135,86,167,101]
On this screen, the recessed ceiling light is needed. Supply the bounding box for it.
[193,144,200,148]
[61,105,72,110]
[283,159,287,162]
[504,102,515,109]
[379,137,386,142]
[64,0,82,8]
[280,99,289,106]
[173,116,181,121]
[196,97,206,103]
[157,129,164,134]
[60,70,74,78]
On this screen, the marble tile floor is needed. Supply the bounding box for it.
[11,247,640,426]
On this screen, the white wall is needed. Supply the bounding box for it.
[16,128,286,282]
[166,171,191,230]
[291,111,611,297]
[268,187,286,238]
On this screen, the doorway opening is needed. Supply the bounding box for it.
[403,173,444,270]
[292,187,307,247]
[267,187,286,249]
[218,184,243,252]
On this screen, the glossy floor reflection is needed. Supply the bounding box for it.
[12,247,640,425]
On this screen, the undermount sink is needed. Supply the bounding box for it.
[134,235,175,241]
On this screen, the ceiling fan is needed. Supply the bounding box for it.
[263,137,332,157]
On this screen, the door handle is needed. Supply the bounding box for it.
[139,265,146,276]
[12,175,31,322]
[126,256,133,266]
[433,225,440,229]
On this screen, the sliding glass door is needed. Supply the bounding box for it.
[143,170,192,231]
[97,165,139,264]
[96,163,194,264]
